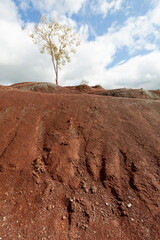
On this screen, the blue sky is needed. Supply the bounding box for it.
[0,0,160,89]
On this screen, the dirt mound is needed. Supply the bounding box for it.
[94,88,160,100]
[11,82,160,100]
[0,84,160,240]
[11,82,72,94]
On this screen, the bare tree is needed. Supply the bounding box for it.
[30,16,80,85]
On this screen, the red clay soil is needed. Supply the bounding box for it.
[0,83,160,240]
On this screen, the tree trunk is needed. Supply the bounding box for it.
[56,70,58,86]
[51,56,58,86]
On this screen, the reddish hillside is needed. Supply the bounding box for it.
[0,83,160,240]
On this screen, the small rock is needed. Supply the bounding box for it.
[121,211,128,216]
[105,202,109,206]
[0,165,3,172]
[81,181,88,193]
[120,202,125,207]
[81,224,88,230]
[46,205,52,210]
[127,203,132,208]
[19,205,22,211]
[90,186,97,194]
[84,188,89,193]
[118,202,125,211]
[81,181,87,188]
[60,140,69,145]
[70,201,76,212]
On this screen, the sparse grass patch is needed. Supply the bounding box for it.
[12,82,57,92]
[92,84,102,88]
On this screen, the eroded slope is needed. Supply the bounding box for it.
[0,85,160,240]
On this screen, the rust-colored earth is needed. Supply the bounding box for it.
[0,82,160,240]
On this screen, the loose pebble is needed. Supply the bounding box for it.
[127,203,132,208]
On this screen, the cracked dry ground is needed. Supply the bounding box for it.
[0,85,160,240]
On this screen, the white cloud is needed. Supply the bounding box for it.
[107,4,160,54]
[60,37,116,86]
[91,0,124,17]
[19,1,30,11]
[79,24,90,41]
[148,2,160,26]
[109,16,154,52]
[101,51,160,89]
[150,0,160,8]
[0,0,19,22]
[23,0,87,16]
[59,4,160,89]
